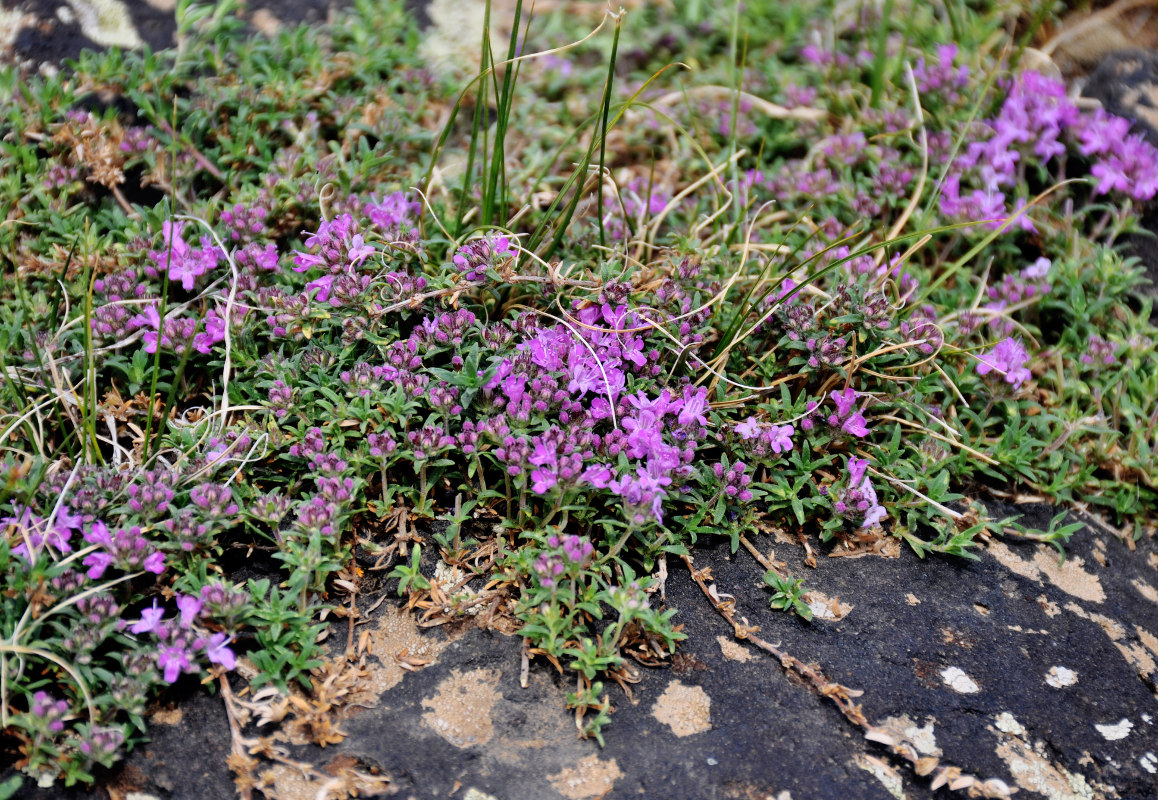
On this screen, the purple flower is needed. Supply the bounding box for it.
[766,424,795,453]
[4,504,78,559]
[177,594,203,628]
[1023,257,1051,279]
[734,416,761,440]
[677,386,710,427]
[976,337,1032,388]
[157,643,193,683]
[582,465,614,489]
[149,220,221,291]
[83,551,115,580]
[143,551,166,574]
[841,412,870,438]
[347,234,374,266]
[203,633,236,669]
[830,388,857,417]
[129,600,165,635]
[847,456,868,487]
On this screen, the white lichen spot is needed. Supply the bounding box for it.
[995,712,1026,737]
[803,590,852,620]
[941,666,980,694]
[1094,718,1133,741]
[854,753,907,800]
[994,736,1097,800]
[462,790,499,800]
[1045,666,1078,688]
[1143,713,1154,724]
[904,720,940,756]
[64,0,144,49]
[1140,752,1157,774]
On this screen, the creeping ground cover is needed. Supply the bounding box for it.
[1,0,1157,792]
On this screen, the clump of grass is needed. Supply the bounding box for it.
[0,0,1156,788]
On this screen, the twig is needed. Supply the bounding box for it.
[680,553,1013,797]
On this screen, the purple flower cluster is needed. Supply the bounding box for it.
[132,304,227,356]
[145,220,223,291]
[61,592,124,663]
[832,456,886,528]
[944,71,1158,231]
[127,470,175,518]
[165,509,211,552]
[533,533,595,589]
[293,213,375,275]
[365,191,421,240]
[453,232,515,282]
[28,691,70,733]
[367,431,399,459]
[249,492,291,528]
[128,595,236,682]
[292,495,338,537]
[189,482,238,521]
[733,416,795,458]
[827,388,870,437]
[712,460,754,503]
[408,425,455,461]
[1080,334,1118,367]
[898,305,944,355]
[527,426,593,494]
[982,258,1052,336]
[3,504,79,559]
[267,379,295,417]
[82,521,166,579]
[90,268,151,341]
[1076,109,1158,199]
[912,44,969,102]
[220,202,269,243]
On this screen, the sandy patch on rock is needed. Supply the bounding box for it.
[717,635,753,662]
[1037,594,1061,617]
[259,761,389,800]
[151,707,182,725]
[651,680,712,736]
[1132,579,1158,605]
[250,9,281,36]
[354,602,456,701]
[1066,602,1156,679]
[547,753,624,799]
[987,542,1105,603]
[491,671,588,762]
[421,668,501,748]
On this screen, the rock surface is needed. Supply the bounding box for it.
[7,505,1158,799]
